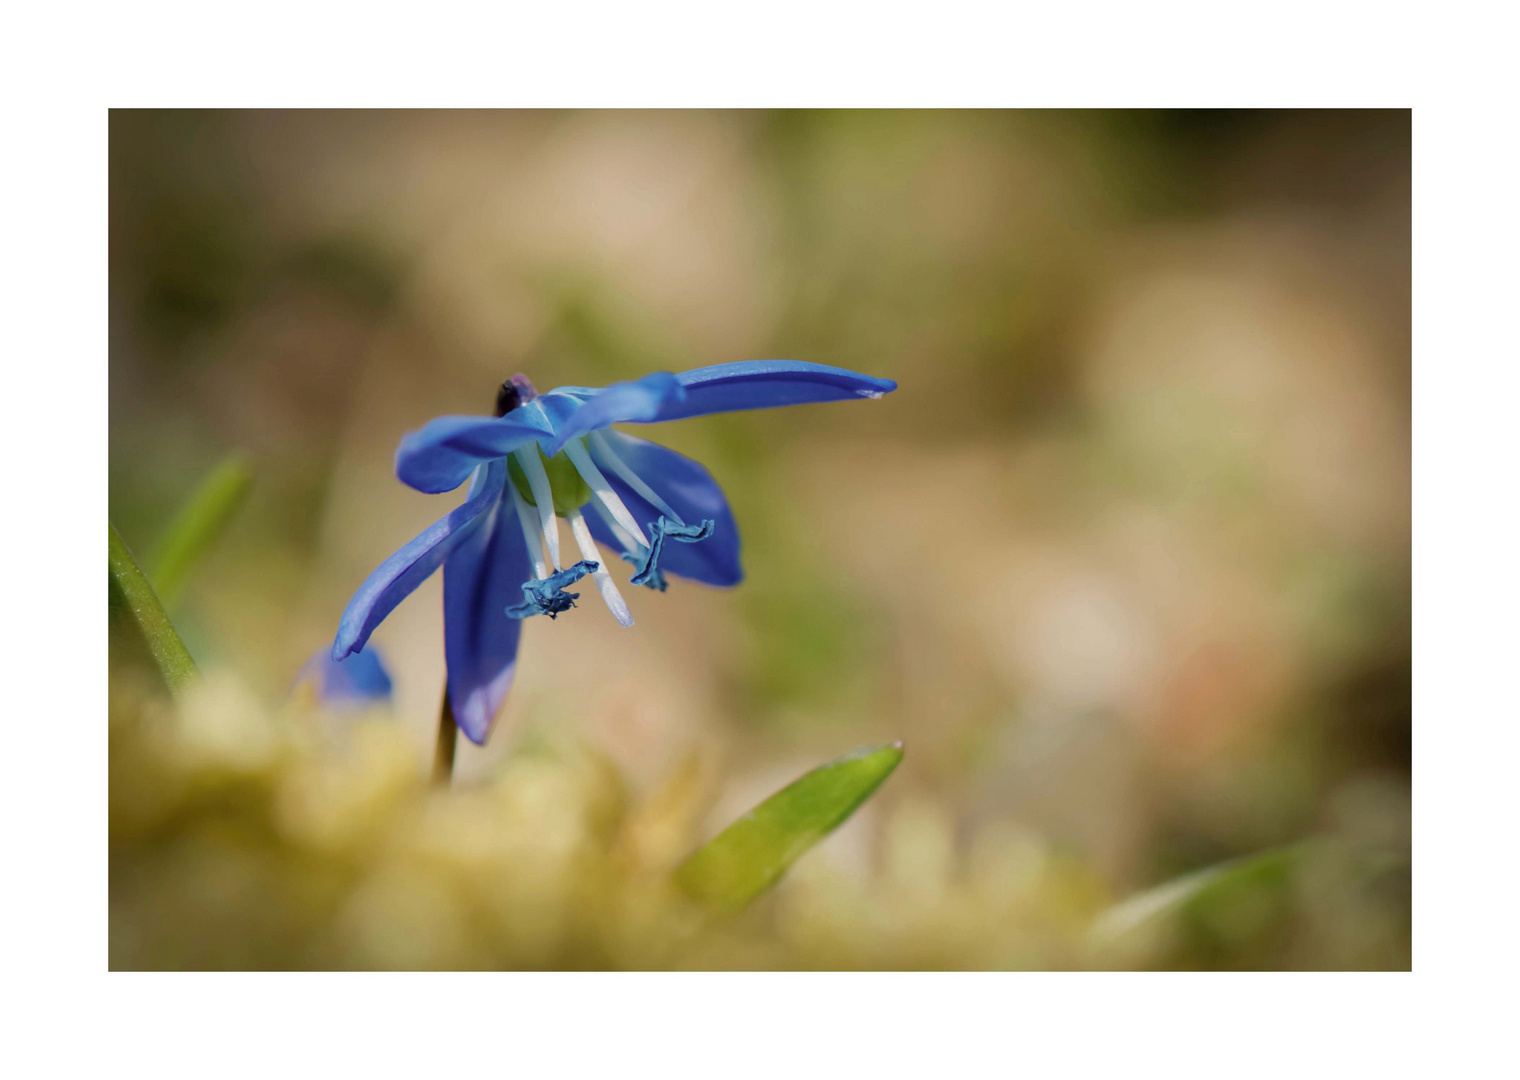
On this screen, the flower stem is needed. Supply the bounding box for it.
[433,687,457,786]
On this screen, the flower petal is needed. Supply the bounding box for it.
[537,372,686,455]
[333,461,506,661]
[586,431,742,587]
[442,485,535,744]
[661,360,896,421]
[298,646,393,707]
[395,409,555,494]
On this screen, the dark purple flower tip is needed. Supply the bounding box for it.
[495,373,540,417]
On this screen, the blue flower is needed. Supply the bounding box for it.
[297,645,394,708]
[332,361,896,745]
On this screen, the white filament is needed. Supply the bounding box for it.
[512,445,561,570]
[564,438,650,547]
[588,497,644,560]
[566,507,633,628]
[508,483,549,580]
[588,430,685,526]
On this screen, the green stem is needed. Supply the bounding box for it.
[433,687,457,786]
[109,522,198,693]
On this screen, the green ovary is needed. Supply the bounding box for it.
[509,443,594,517]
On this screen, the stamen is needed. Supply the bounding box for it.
[563,438,650,547]
[512,444,562,570]
[588,431,685,526]
[631,517,716,592]
[588,496,644,562]
[506,560,598,620]
[566,506,634,628]
[508,483,549,580]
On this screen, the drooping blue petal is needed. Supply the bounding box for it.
[659,361,896,422]
[395,409,556,494]
[441,484,534,745]
[297,646,394,707]
[630,518,715,591]
[333,460,507,661]
[585,431,742,587]
[537,372,686,455]
[506,560,599,619]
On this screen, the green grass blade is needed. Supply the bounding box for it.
[675,742,904,910]
[1087,842,1305,954]
[110,522,198,693]
[147,455,254,607]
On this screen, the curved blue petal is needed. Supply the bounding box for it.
[658,361,896,422]
[537,372,685,455]
[585,431,742,587]
[442,485,534,744]
[333,460,506,661]
[395,409,555,494]
[298,646,393,707]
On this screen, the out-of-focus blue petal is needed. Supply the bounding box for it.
[654,361,896,422]
[585,431,742,587]
[442,486,534,745]
[537,372,685,455]
[395,409,555,494]
[333,461,506,661]
[298,646,393,707]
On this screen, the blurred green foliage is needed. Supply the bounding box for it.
[148,455,254,608]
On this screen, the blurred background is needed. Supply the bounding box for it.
[109,109,1410,970]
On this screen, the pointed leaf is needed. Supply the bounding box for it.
[1087,842,1305,954]
[675,742,903,910]
[110,522,198,693]
[147,455,254,607]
